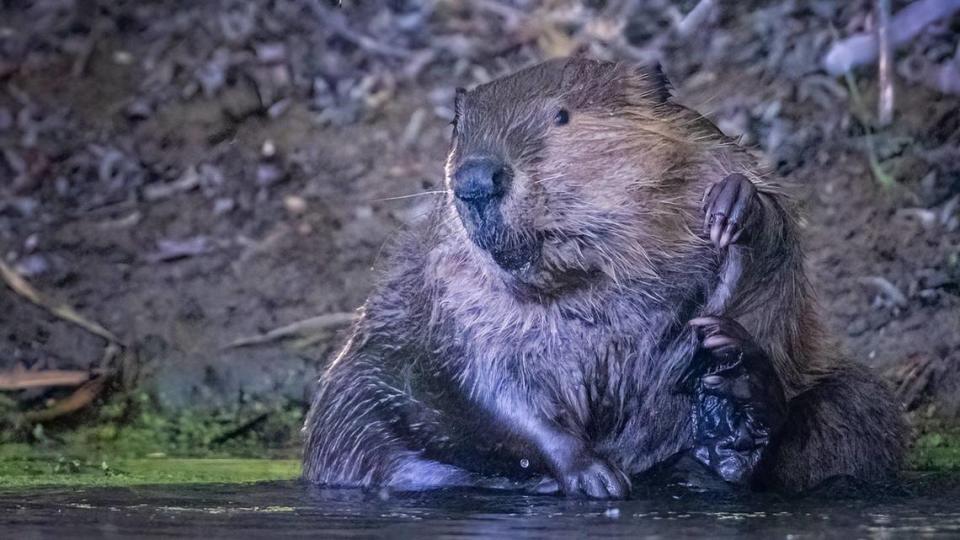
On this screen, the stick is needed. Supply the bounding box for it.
[0,261,122,345]
[858,276,908,307]
[23,377,107,422]
[222,312,357,349]
[211,412,270,445]
[677,0,716,38]
[876,0,894,125]
[0,368,94,390]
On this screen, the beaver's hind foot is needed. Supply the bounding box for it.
[686,316,787,485]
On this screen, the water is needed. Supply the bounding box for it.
[2,474,959,539]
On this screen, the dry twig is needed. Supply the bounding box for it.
[223,312,358,349]
[886,354,945,410]
[858,276,908,307]
[23,377,108,422]
[0,260,122,345]
[0,368,95,390]
[875,0,894,126]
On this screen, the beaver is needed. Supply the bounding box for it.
[302,57,905,497]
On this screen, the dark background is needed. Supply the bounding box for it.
[1,0,958,455]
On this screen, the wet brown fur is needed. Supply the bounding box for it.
[303,58,906,493]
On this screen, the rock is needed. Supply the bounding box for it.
[846,317,868,337]
[354,205,374,220]
[14,254,49,277]
[125,99,153,121]
[267,98,291,118]
[196,48,231,97]
[0,107,11,131]
[256,162,285,187]
[220,81,262,119]
[198,163,225,196]
[254,42,287,64]
[919,269,953,290]
[213,197,235,215]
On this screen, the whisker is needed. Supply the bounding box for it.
[372,190,450,202]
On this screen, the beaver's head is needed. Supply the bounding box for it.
[445,58,706,294]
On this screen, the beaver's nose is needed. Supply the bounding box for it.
[452,158,510,208]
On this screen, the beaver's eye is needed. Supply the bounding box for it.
[554,109,570,126]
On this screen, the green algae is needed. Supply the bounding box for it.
[3,437,957,491]
[0,449,300,489]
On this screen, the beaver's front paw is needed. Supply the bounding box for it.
[534,446,630,499]
[686,316,787,485]
[702,173,760,249]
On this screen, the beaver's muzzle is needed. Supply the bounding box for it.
[451,157,510,208]
[451,158,538,272]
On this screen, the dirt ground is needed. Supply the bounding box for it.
[1,1,958,433]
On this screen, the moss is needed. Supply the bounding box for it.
[11,392,305,460]
[0,391,305,489]
[909,431,960,471]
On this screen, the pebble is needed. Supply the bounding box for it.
[283,195,307,215]
[262,140,277,158]
[0,107,11,130]
[254,42,287,64]
[354,205,374,220]
[15,254,49,277]
[112,50,133,65]
[23,233,39,252]
[213,197,235,215]
[256,162,285,186]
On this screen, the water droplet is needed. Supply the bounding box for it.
[519,458,529,469]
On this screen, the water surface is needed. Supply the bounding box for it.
[2,474,959,538]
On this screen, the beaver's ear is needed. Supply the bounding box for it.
[453,87,466,122]
[631,63,673,103]
[558,57,598,92]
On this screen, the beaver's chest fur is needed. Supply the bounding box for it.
[390,238,714,478]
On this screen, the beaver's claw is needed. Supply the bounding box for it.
[533,456,630,499]
[702,173,759,249]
